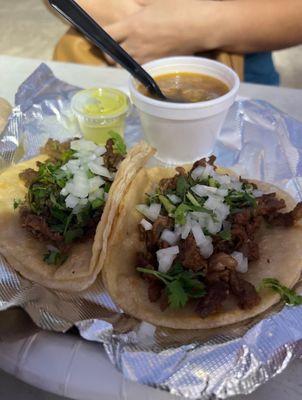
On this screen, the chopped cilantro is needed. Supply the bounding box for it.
[137,262,206,309]
[186,191,200,207]
[43,249,68,266]
[108,131,127,156]
[91,197,105,209]
[208,177,220,188]
[218,230,232,241]
[104,182,111,193]
[64,228,84,244]
[159,195,176,214]
[260,278,302,306]
[225,190,256,211]
[13,199,22,210]
[174,203,214,225]
[176,175,189,199]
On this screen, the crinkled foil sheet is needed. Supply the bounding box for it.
[1,63,302,399]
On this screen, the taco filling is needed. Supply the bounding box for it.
[135,157,302,318]
[15,135,126,265]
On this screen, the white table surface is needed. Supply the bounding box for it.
[0,55,302,400]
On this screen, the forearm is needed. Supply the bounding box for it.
[194,0,302,53]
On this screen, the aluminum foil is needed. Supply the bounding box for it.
[1,63,302,399]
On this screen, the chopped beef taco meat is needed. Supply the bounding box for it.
[135,156,302,318]
[179,234,207,272]
[196,280,229,318]
[15,136,126,265]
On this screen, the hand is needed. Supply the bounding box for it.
[76,0,143,26]
[105,0,215,64]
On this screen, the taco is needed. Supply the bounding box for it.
[103,156,302,329]
[0,136,154,291]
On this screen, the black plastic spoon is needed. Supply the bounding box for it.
[48,0,168,101]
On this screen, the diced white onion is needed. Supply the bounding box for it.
[199,237,214,259]
[157,246,179,256]
[180,216,192,239]
[204,195,223,211]
[205,218,222,235]
[88,161,112,180]
[203,164,215,177]
[232,251,248,273]
[214,202,230,221]
[71,139,98,152]
[94,146,106,156]
[88,176,104,193]
[192,184,228,199]
[140,218,153,231]
[215,174,231,185]
[69,178,89,198]
[65,193,79,209]
[136,203,161,222]
[191,222,206,246]
[192,184,217,197]
[191,166,205,181]
[166,194,182,204]
[156,246,179,273]
[88,188,104,201]
[160,229,180,245]
[252,189,263,198]
[60,139,112,210]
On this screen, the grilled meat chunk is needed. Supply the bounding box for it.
[179,233,207,272]
[196,280,229,318]
[229,272,260,310]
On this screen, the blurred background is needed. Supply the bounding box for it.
[1,0,302,88]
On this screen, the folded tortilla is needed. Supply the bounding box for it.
[102,167,302,329]
[0,141,155,292]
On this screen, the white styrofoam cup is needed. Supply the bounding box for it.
[129,56,240,164]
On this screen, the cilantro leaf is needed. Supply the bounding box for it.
[174,203,192,225]
[104,182,111,193]
[64,228,83,244]
[167,280,188,308]
[91,197,105,209]
[159,195,176,214]
[218,230,232,241]
[186,191,200,207]
[108,131,127,156]
[176,176,189,198]
[174,203,215,225]
[137,263,206,309]
[225,190,256,211]
[260,278,302,306]
[13,199,22,210]
[43,249,68,266]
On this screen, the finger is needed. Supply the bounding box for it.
[104,21,128,43]
[136,0,154,6]
[102,53,117,66]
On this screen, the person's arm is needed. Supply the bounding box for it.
[104,0,302,64]
[215,0,302,53]
[75,0,142,26]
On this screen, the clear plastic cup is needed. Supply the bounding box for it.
[71,88,130,145]
[129,56,240,164]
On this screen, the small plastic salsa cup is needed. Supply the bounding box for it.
[71,88,130,145]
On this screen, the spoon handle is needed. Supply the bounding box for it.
[48,0,165,99]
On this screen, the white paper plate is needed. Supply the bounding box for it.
[0,331,177,400]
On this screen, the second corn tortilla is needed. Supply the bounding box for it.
[0,141,155,292]
[102,167,302,329]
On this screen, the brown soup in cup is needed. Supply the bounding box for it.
[138,72,229,103]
